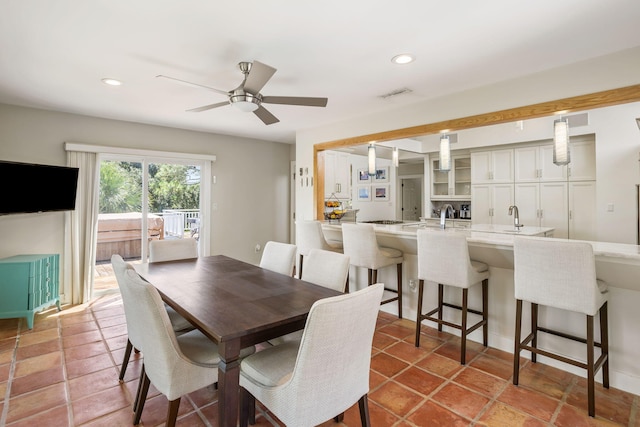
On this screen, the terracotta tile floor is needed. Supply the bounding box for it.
[0,294,638,426]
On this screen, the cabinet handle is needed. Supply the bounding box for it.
[489,171,493,180]
[569,210,573,220]
[567,167,572,178]
[539,209,543,218]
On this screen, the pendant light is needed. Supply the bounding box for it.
[439,134,451,171]
[553,117,570,165]
[368,143,377,175]
[392,146,399,167]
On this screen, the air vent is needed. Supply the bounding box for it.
[566,112,589,127]
[448,133,458,144]
[379,88,412,99]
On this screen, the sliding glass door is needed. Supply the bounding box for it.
[94,154,208,296]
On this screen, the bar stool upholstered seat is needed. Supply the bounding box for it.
[414,229,489,365]
[341,223,403,318]
[296,220,343,277]
[513,236,609,418]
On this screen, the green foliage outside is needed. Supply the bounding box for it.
[99,161,200,214]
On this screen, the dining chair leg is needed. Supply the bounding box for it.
[415,279,425,347]
[119,339,133,382]
[460,288,469,365]
[358,394,371,427]
[333,412,345,422]
[133,370,150,425]
[166,398,181,427]
[133,364,145,413]
[240,388,255,427]
[513,299,523,385]
[345,271,350,293]
[396,263,403,318]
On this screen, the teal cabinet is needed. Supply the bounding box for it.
[0,254,61,328]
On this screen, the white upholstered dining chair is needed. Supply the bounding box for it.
[148,238,198,263]
[296,220,343,277]
[239,283,384,427]
[268,248,351,346]
[512,236,609,417]
[112,254,194,382]
[259,241,297,276]
[121,267,254,426]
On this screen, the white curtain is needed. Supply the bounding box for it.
[65,151,100,304]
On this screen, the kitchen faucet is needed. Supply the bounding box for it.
[508,205,523,230]
[440,204,454,229]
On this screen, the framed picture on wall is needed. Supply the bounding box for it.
[357,185,371,201]
[374,185,389,201]
[357,169,371,183]
[374,166,389,183]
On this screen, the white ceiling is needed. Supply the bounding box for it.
[1,1,640,144]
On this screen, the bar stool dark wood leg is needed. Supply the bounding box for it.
[415,279,425,347]
[601,301,610,388]
[461,288,469,365]
[513,299,523,385]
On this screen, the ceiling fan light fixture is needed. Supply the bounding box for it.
[230,91,260,112]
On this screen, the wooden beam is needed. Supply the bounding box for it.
[314,84,640,219]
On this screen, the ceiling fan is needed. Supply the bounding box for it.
[157,61,328,125]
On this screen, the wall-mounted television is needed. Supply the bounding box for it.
[0,160,79,215]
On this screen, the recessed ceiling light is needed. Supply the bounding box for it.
[391,54,415,65]
[101,78,122,86]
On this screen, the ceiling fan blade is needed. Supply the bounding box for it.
[262,96,328,107]
[156,75,229,96]
[243,61,277,94]
[253,105,280,125]
[186,101,230,112]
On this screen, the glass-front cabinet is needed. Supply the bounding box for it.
[431,155,471,200]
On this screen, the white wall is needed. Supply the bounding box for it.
[0,104,292,271]
[296,47,640,244]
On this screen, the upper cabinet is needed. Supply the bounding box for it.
[567,139,596,181]
[471,149,514,184]
[514,145,567,182]
[324,151,351,199]
[431,155,471,200]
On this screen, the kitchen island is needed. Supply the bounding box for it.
[321,221,640,395]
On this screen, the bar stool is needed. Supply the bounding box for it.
[414,229,489,365]
[513,236,609,418]
[341,223,403,318]
[296,220,343,277]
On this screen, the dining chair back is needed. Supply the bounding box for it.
[239,283,384,427]
[121,268,221,426]
[112,254,194,384]
[149,238,198,263]
[296,220,343,277]
[301,248,350,292]
[259,241,297,276]
[512,236,609,417]
[268,248,351,346]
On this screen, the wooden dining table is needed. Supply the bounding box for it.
[134,254,341,427]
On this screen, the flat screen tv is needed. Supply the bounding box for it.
[0,160,79,215]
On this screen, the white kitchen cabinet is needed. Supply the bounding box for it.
[324,151,351,199]
[430,155,471,200]
[567,139,596,181]
[515,182,568,238]
[471,149,514,184]
[569,181,596,240]
[471,183,514,225]
[514,145,567,182]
